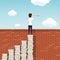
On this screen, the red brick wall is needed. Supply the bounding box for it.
[0,29,60,60]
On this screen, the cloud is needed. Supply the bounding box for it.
[42,18,57,27]
[31,0,51,6]
[8,10,17,16]
[15,24,21,27]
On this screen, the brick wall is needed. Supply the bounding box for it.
[0,29,60,60]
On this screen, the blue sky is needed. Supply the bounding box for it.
[0,0,60,29]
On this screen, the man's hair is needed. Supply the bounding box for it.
[28,13,32,17]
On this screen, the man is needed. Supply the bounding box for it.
[28,13,34,34]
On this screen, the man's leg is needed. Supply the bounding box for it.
[30,25,32,34]
[28,25,30,34]
[28,25,32,34]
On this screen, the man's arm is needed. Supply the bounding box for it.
[33,14,40,20]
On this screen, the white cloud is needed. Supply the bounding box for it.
[31,0,51,6]
[42,18,57,27]
[8,10,17,16]
[15,24,21,27]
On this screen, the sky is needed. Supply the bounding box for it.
[0,0,60,29]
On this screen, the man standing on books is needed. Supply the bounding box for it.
[27,13,39,34]
[28,13,34,34]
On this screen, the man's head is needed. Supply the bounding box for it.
[28,13,32,18]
